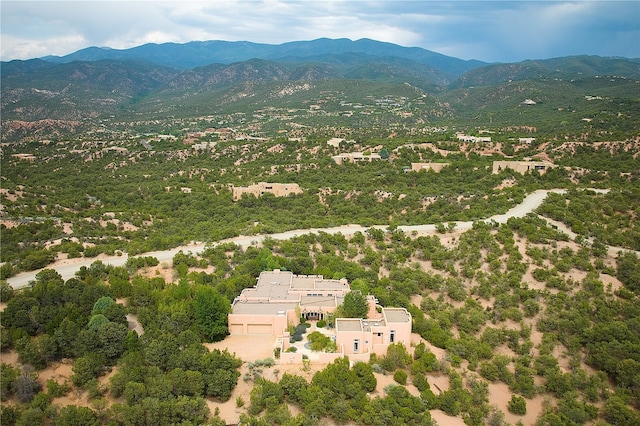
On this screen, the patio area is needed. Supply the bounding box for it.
[285,321,337,360]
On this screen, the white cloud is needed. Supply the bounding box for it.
[0,34,87,59]
[1,1,638,61]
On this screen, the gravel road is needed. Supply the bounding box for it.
[3,188,586,289]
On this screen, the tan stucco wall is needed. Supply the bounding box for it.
[492,160,556,175]
[410,162,450,172]
[231,182,303,200]
[228,312,291,335]
[332,152,382,165]
[336,327,370,356]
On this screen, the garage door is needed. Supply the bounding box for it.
[247,324,273,334]
[229,324,244,334]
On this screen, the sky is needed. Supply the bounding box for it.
[1,0,639,63]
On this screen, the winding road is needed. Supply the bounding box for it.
[4,189,582,289]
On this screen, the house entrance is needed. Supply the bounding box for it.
[303,312,325,321]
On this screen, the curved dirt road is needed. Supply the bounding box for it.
[6,189,568,289]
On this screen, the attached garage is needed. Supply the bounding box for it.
[229,299,299,336]
[247,323,273,334]
[229,323,244,334]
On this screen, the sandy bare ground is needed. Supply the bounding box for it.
[430,410,468,426]
[204,335,277,363]
[489,381,547,425]
[0,350,19,366]
[205,334,324,424]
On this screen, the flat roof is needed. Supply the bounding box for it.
[231,301,298,315]
[299,296,337,308]
[233,270,354,317]
[258,270,292,286]
[242,270,293,299]
[239,285,296,300]
[314,280,350,290]
[336,318,362,332]
[363,319,386,327]
[290,275,321,290]
[384,308,411,323]
[289,277,348,291]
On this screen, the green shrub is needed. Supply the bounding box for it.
[508,395,527,415]
[255,358,275,367]
[46,379,71,398]
[393,370,408,385]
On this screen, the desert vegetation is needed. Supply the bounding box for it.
[2,41,640,425]
[1,201,640,424]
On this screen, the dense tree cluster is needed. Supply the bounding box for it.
[243,356,436,426]
[0,260,244,425]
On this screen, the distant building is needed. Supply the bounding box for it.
[157,134,176,140]
[332,152,381,165]
[193,142,217,151]
[230,182,303,200]
[518,138,536,144]
[103,146,128,153]
[493,160,557,175]
[456,133,491,143]
[327,137,345,148]
[11,153,36,162]
[409,162,450,173]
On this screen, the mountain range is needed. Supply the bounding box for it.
[38,38,486,75]
[2,38,639,133]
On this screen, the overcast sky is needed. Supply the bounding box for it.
[2,0,639,63]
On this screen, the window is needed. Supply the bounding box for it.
[354,339,359,352]
[390,330,395,343]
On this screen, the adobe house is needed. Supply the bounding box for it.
[327,137,345,147]
[230,182,303,201]
[410,162,450,173]
[492,160,557,175]
[456,133,492,143]
[11,153,36,162]
[228,270,412,358]
[228,270,350,334]
[332,152,381,165]
[518,137,536,144]
[335,308,412,356]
